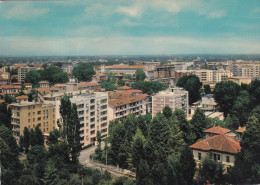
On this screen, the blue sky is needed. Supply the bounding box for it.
[0,0,259,56]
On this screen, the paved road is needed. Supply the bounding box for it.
[79,143,135,178]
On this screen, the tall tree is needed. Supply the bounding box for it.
[213,81,241,116]
[229,116,260,184]
[35,125,44,146]
[0,125,22,185]
[23,127,30,153]
[47,129,60,145]
[29,129,36,147]
[72,63,96,81]
[163,106,172,119]
[249,79,260,108]
[59,95,81,164]
[135,69,146,82]
[190,108,207,142]
[176,75,202,104]
[0,102,12,129]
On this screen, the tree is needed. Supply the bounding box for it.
[131,81,168,95]
[118,79,125,87]
[162,106,172,119]
[204,84,211,94]
[177,145,196,185]
[190,108,207,142]
[47,129,60,145]
[0,102,12,129]
[53,72,69,84]
[24,70,41,85]
[28,89,37,102]
[59,95,81,165]
[40,66,69,84]
[213,81,241,116]
[231,90,250,127]
[24,127,30,153]
[101,81,117,91]
[197,157,225,185]
[252,105,260,121]
[94,131,102,161]
[177,75,202,104]
[249,79,260,108]
[135,69,146,82]
[229,116,260,184]
[72,63,96,81]
[29,129,36,147]
[35,125,44,146]
[0,125,22,185]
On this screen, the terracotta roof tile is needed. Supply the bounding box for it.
[236,126,246,134]
[204,126,231,135]
[39,81,49,84]
[109,94,147,107]
[0,100,5,104]
[106,65,144,69]
[118,86,131,90]
[190,134,241,154]
[16,95,29,100]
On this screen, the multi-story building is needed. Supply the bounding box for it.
[9,96,56,141]
[18,67,37,82]
[154,65,175,79]
[195,70,213,83]
[108,94,148,121]
[231,64,260,77]
[70,92,109,146]
[152,87,189,117]
[105,65,145,75]
[213,69,233,83]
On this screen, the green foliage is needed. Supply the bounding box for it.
[190,108,207,142]
[204,84,211,94]
[0,125,22,185]
[24,70,41,85]
[40,66,69,84]
[135,69,146,82]
[4,95,16,104]
[228,116,260,184]
[23,127,30,153]
[213,81,241,116]
[59,95,81,164]
[47,129,60,145]
[35,125,44,146]
[162,106,172,119]
[252,105,260,121]
[177,75,202,104]
[101,80,118,91]
[197,157,225,185]
[131,81,168,95]
[28,89,38,102]
[0,102,12,129]
[118,79,125,87]
[124,74,132,80]
[249,79,260,108]
[72,63,96,81]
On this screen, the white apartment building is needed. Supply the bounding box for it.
[70,92,109,146]
[152,87,189,117]
[231,64,260,77]
[195,70,213,83]
[213,69,233,83]
[18,66,41,82]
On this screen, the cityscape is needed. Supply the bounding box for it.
[0,0,260,185]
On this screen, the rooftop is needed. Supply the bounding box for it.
[109,94,147,107]
[106,65,144,69]
[16,95,29,100]
[204,126,231,135]
[190,134,241,154]
[118,86,131,90]
[236,126,246,134]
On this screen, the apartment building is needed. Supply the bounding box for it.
[213,69,233,83]
[152,87,189,117]
[231,64,260,77]
[154,65,175,79]
[105,65,145,75]
[195,70,213,83]
[70,92,109,146]
[108,94,148,121]
[9,96,56,141]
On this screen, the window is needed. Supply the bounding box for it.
[33,118,35,122]
[90,105,95,110]
[226,156,230,163]
[198,153,201,160]
[17,112,20,117]
[79,110,84,115]
[28,113,30,116]
[214,154,220,161]
[28,119,30,123]
[90,99,95,104]
[101,99,107,104]
[90,130,95,135]
[90,111,95,116]
[37,111,41,115]
[101,111,107,115]
[90,124,95,129]
[101,105,107,109]
[37,117,41,121]
[91,118,95,122]
[33,112,35,116]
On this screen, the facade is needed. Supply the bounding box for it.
[108,94,148,121]
[105,65,145,75]
[154,65,175,79]
[0,78,11,86]
[9,98,56,141]
[195,70,213,83]
[92,73,107,83]
[0,72,10,79]
[39,81,50,88]
[78,82,101,91]
[70,92,109,146]
[0,85,20,96]
[152,87,189,117]
[213,69,233,83]
[228,77,252,85]
[231,64,260,77]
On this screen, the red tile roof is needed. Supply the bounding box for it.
[109,94,148,107]
[118,86,131,90]
[114,74,123,77]
[204,126,231,135]
[109,89,143,99]
[0,100,5,104]
[190,135,241,154]
[78,82,99,87]
[16,95,29,100]
[106,65,144,69]
[39,81,49,84]
[236,127,246,134]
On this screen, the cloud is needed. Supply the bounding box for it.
[0,35,259,56]
[207,10,226,19]
[4,3,50,20]
[116,0,226,19]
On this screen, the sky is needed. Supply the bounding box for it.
[0,0,260,56]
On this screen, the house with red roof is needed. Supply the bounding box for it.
[190,126,241,170]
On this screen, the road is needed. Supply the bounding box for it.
[79,143,135,178]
